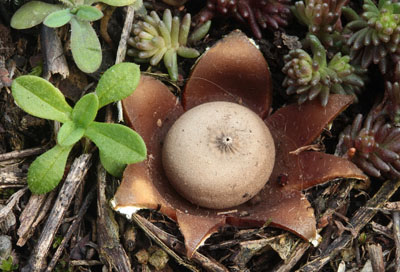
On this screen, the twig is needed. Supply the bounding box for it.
[115,6,134,65]
[0,163,27,187]
[21,154,92,272]
[274,242,310,272]
[96,164,132,272]
[317,179,355,228]
[0,187,27,221]
[41,25,69,79]
[17,193,48,246]
[367,243,385,272]
[298,178,400,271]
[70,260,103,266]
[132,214,229,272]
[46,187,96,271]
[231,234,293,268]
[116,5,135,122]
[23,191,57,245]
[96,9,136,265]
[99,6,115,48]
[371,221,393,239]
[393,211,400,272]
[0,146,47,162]
[0,184,25,189]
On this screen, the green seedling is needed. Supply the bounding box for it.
[10,0,140,73]
[0,257,18,272]
[11,63,146,194]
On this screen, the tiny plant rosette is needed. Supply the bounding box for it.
[343,0,400,73]
[11,63,146,194]
[282,35,365,106]
[127,9,211,81]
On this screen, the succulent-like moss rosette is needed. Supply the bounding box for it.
[282,35,365,106]
[127,9,211,81]
[344,0,400,73]
[338,112,400,179]
[292,0,348,47]
[194,0,291,39]
[383,81,400,125]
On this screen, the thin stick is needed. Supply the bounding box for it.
[299,178,400,272]
[46,187,96,271]
[274,242,310,272]
[41,25,69,79]
[21,154,92,272]
[393,211,400,272]
[116,5,135,122]
[0,187,27,220]
[70,260,103,266]
[115,6,134,65]
[17,194,48,246]
[367,243,385,271]
[96,164,133,272]
[0,146,47,162]
[132,214,229,272]
[23,191,57,245]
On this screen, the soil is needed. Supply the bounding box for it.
[1,0,400,272]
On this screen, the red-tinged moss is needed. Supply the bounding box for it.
[292,0,348,47]
[194,0,291,39]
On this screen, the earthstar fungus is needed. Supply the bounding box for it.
[112,30,367,258]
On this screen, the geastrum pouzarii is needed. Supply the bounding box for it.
[111,30,367,257]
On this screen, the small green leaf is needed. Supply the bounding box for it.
[28,144,73,194]
[57,121,85,146]
[0,256,17,271]
[76,5,103,21]
[72,93,99,128]
[100,151,126,177]
[70,17,102,73]
[94,0,135,7]
[85,122,146,164]
[95,63,140,108]
[43,9,72,28]
[12,75,72,123]
[11,1,63,29]
[188,20,211,43]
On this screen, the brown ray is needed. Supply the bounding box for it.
[183,30,272,118]
[176,211,226,258]
[121,75,183,150]
[267,94,354,149]
[228,188,317,241]
[293,151,367,191]
[112,162,176,219]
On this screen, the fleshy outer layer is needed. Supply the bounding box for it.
[183,30,272,118]
[113,32,367,258]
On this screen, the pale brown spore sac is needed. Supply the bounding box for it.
[162,101,275,209]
